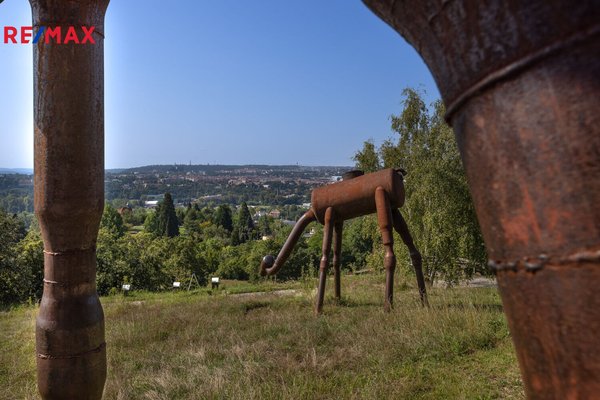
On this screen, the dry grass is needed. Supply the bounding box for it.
[0,275,523,399]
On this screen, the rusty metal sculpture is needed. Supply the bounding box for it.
[31,0,110,398]
[260,168,428,313]
[363,0,600,398]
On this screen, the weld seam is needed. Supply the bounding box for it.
[488,249,600,273]
[44,247,95,256]
[37,342,105,360]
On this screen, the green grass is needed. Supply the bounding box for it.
[0,275,523,399]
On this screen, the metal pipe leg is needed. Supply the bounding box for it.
[315,207,334,314]
[333,221,343,301]
[375,187,396,312]
[392,209,428,307]
[260,209,317,276]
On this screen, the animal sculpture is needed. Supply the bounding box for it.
[260,168,428,313]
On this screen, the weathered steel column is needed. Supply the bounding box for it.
[30,1,109,398]
[363,0,600,398]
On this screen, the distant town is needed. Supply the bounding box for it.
[0,164,352,216]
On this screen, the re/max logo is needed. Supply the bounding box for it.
[3,26,96,44]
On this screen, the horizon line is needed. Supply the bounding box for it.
[0,163,355,172]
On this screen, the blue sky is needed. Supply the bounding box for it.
[0,0,439,168]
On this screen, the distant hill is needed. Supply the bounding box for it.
[0,163,355,213]
[0,168,33,175]
[1,165,352,176]
[113,164,352,175]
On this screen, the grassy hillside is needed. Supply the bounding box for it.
[0,275,523,399]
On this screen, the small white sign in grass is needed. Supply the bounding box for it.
[211,277,220,289]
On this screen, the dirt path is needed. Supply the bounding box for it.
[464,277,497,288]
[433,277,497,288]
[229,289,300,299]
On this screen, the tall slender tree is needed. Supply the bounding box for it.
[235,202,255,244]
[158,193,180,237]
[214,204,233,232]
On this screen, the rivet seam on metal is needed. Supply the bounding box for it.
[445,23,600,122]
[43,247,96,256]
[564,249,600,263]
[37,342,105,360]
[488,249,600,273]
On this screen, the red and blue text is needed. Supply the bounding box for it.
[3,26,96,44]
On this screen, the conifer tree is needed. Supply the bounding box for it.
[158,193,179,237]
[214,204,233,232]
[235,202,254,243]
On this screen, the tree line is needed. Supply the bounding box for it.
[0,88,488,305]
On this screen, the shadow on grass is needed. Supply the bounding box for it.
[0,301,38,313]
[331,298,382,308]
[432,303,504,313]
[242,300,271,315]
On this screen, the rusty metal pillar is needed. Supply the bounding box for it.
[30,1,109,398]
[363,0,600,398]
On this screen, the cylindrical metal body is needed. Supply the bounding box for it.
[311,168,405,223]
[31,0,109,398]
[363,1,600,398]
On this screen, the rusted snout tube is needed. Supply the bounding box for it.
[260,209,317,276]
